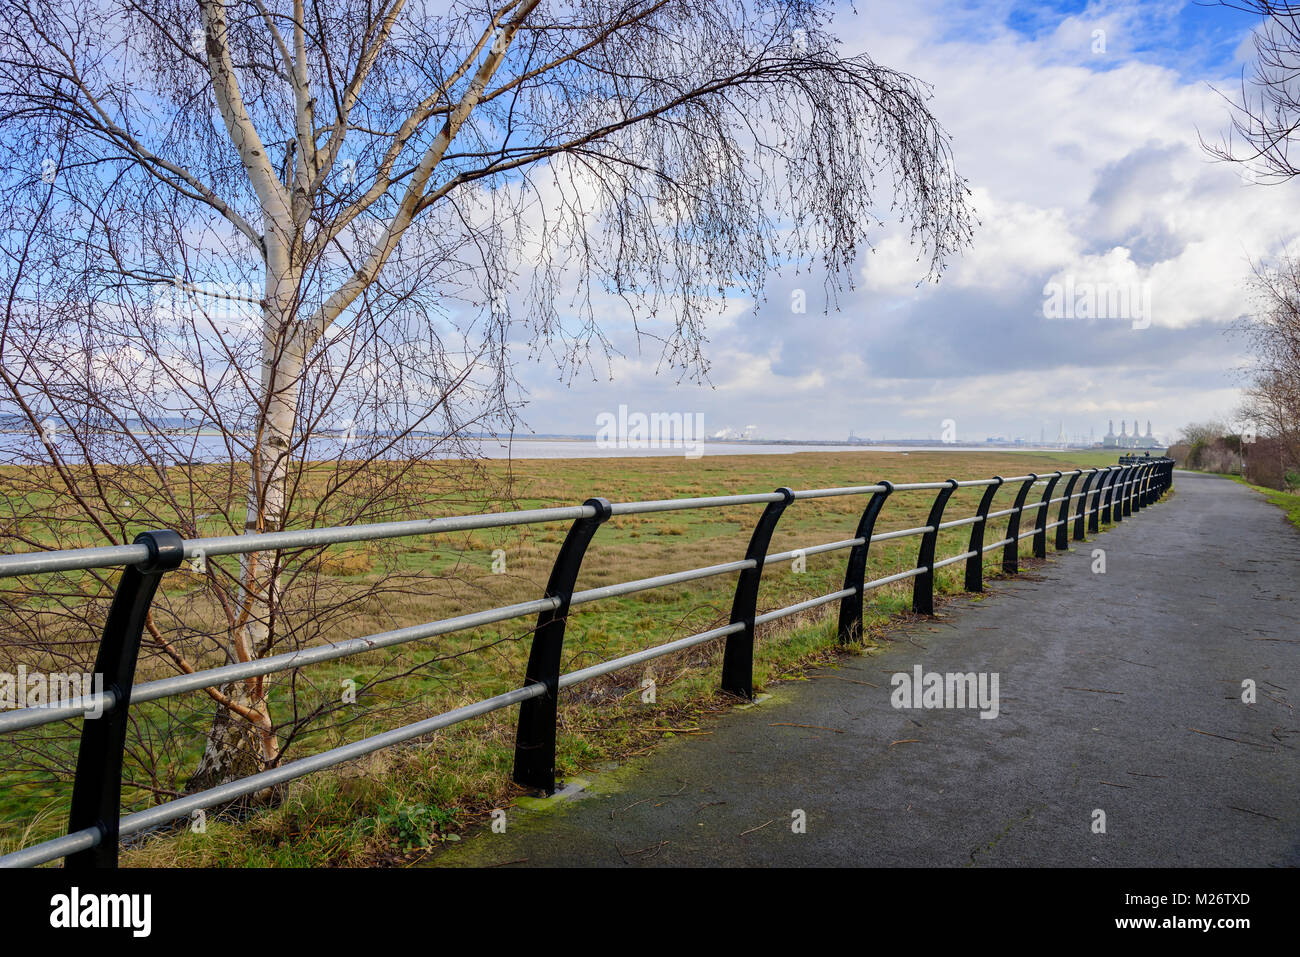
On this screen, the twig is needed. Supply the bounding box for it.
[1228,806,1280,822]
[769,722,845,733]
[1063,686,1125,695]
[1189,727,1274,749]
[806,675,878,687]
[617,840,670,860]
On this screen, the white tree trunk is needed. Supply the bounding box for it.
[188,233,299,799]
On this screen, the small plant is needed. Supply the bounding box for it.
[376,802,459,850]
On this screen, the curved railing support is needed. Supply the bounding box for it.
[720,488,796,700]
[1002,475,1038,575]
[1032,472,1062,558]
[837,482,893,643]
[913,479,959,615]
[1055,471,1081,551]
[964,477,1004,592]
[1134,463,1151,511]
[1100,466,1123,525]
[1132,463,1147,512]
[66,529,184,869]
[1089,467,1109,532]
[513,498,613,794]
[1073,468,1099,541]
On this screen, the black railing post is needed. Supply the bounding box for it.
[513,497,612,794]
[913,479,959,615]
[1092,466,1114,530]
[1032,472,1062,558]
[1055,471,1081,551]
[1002,475,1038,575]
[66,529,184,869]
[1108,466,1125,523]
[1099,466,1122,525]
[720,488,795,699]
[1073,468,1099,540]
[964,477,1004,592]
[1102,462,1123,522]
[836,482,893,643]
[1121,464,1135,517]
[1134,463,1151,511]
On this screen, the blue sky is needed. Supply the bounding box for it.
[507,0,1293,445]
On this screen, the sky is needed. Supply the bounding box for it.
[507,0,1296,446]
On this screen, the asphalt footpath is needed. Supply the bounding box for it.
[431,471,1299,867]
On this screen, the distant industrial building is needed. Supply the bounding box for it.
[1102,419,1160,450]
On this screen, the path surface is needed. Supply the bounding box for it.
[435,472,1300,867]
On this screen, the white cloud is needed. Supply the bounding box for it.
[508,0,1294,442]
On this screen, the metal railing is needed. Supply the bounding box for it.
[0,457,1175,868]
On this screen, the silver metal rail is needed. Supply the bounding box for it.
[0,458,1175,867]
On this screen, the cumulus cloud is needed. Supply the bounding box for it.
[507,0,1292,445]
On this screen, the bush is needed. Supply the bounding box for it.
[1242,436,1292,490]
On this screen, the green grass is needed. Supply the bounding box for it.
[0,448,1137,866]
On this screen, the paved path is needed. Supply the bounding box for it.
[435,472,1299,867]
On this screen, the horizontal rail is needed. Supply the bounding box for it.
[558,622,746,690]
[608,492,783,516]
[0,457,1174,868]
[0,469,1121,581]
[863,565,927,590]
[870,525,933,543]
[0,471,1152,735]
[0,595,563,732]
[0,506,600,579]
[790,485,888,500]
[755,588,857,625]
[766,538,863,565]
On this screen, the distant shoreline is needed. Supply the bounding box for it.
[0,426,1127,451]
[0,428,1160,464]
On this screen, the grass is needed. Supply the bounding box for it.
[0,448,1136,866]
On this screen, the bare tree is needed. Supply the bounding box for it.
[1240,253,1300,473]
[1203,1,1300,182]
[1199,3,1300,487]
[0,0,975,795]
